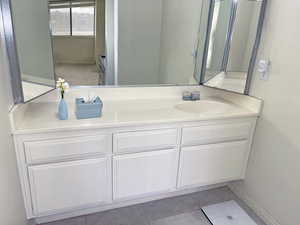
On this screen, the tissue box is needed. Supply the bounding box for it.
[75,97,103,119]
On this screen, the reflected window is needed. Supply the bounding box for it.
[72,6,94,36]
[50,8,71,35]
[49,1,95,36]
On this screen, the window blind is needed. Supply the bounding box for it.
[49,0,95,9]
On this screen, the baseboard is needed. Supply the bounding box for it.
[55,60,95,65]
[27,219,36,225]
[22,74,54,86]
[228,183,281,225]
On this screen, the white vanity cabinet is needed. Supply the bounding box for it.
[178,141,249,188]
[178,121,253,188]
[13,118,257,221]
[15,133,113,217]
[24,135,111,164]
[28,157,112,215]
[113,129,179,200]
[113,129,178,154]
[113,148,178,200]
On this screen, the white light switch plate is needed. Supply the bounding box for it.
[202,200,258,225]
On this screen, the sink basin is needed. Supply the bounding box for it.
[175,100,234,114]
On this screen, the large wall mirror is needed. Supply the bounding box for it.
[1,0,266,103]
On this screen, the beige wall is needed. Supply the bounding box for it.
[11,0,55,83]
[118,0,163,85]
[95,0,106,59]
[159,0,202,84]
[231,1,300,225]
[117,0,203,85]
[52,36,95,64]
[0,9,27,225]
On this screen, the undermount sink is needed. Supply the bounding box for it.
[175,100,234,114]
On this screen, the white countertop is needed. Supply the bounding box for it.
[10,98,261,135]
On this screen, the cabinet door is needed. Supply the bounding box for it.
[28,158,112,215]
[178,141,248,188]
[113,149,178,200]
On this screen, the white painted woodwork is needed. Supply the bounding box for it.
[28,157,112,215]
[113,129,178,154]
[113,148,178,200]
[24,135,111,164]
[178,140,249,188]
[182,122,251,146]
[13,118,257,221]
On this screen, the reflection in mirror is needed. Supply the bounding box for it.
[6,0,266,103]
[197,0,266,94]
[205,0,231,80]
[7,0,209,103]
[10,0,56,102]
[49,0,106,86]
[47,0,205,86]
[48,0,205,86]
[55,0,208,86]
[117,0,202,86]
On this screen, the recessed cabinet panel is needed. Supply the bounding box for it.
[113,149,178,200]
[182,123,251,146]
[114,129,178,154]
[28,158,112,215]
[178,141,248,188]
[24,135,111,164]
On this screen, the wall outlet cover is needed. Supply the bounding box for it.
[258,59,271,81]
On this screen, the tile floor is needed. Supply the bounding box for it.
[41,187,266,225]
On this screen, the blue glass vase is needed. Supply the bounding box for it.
[58,98,68,120]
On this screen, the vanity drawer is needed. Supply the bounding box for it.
[24,135,112,164]
[113,129,178,154]
[182,122,252,146]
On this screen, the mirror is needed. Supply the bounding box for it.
[48,0,203,86]
[2,0,266,103]
[49,0,106,86]
[117,0,203,86]
[9,0,56,102]
[195,0,266,94]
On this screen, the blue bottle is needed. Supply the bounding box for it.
[58,98,68,120]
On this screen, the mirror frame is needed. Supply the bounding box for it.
[1,0,24,103]
[198,0,268,95]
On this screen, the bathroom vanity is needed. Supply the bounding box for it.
[1,0,267,222]
[9,87,262,223]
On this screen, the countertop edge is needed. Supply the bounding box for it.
[11,113,260,136]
